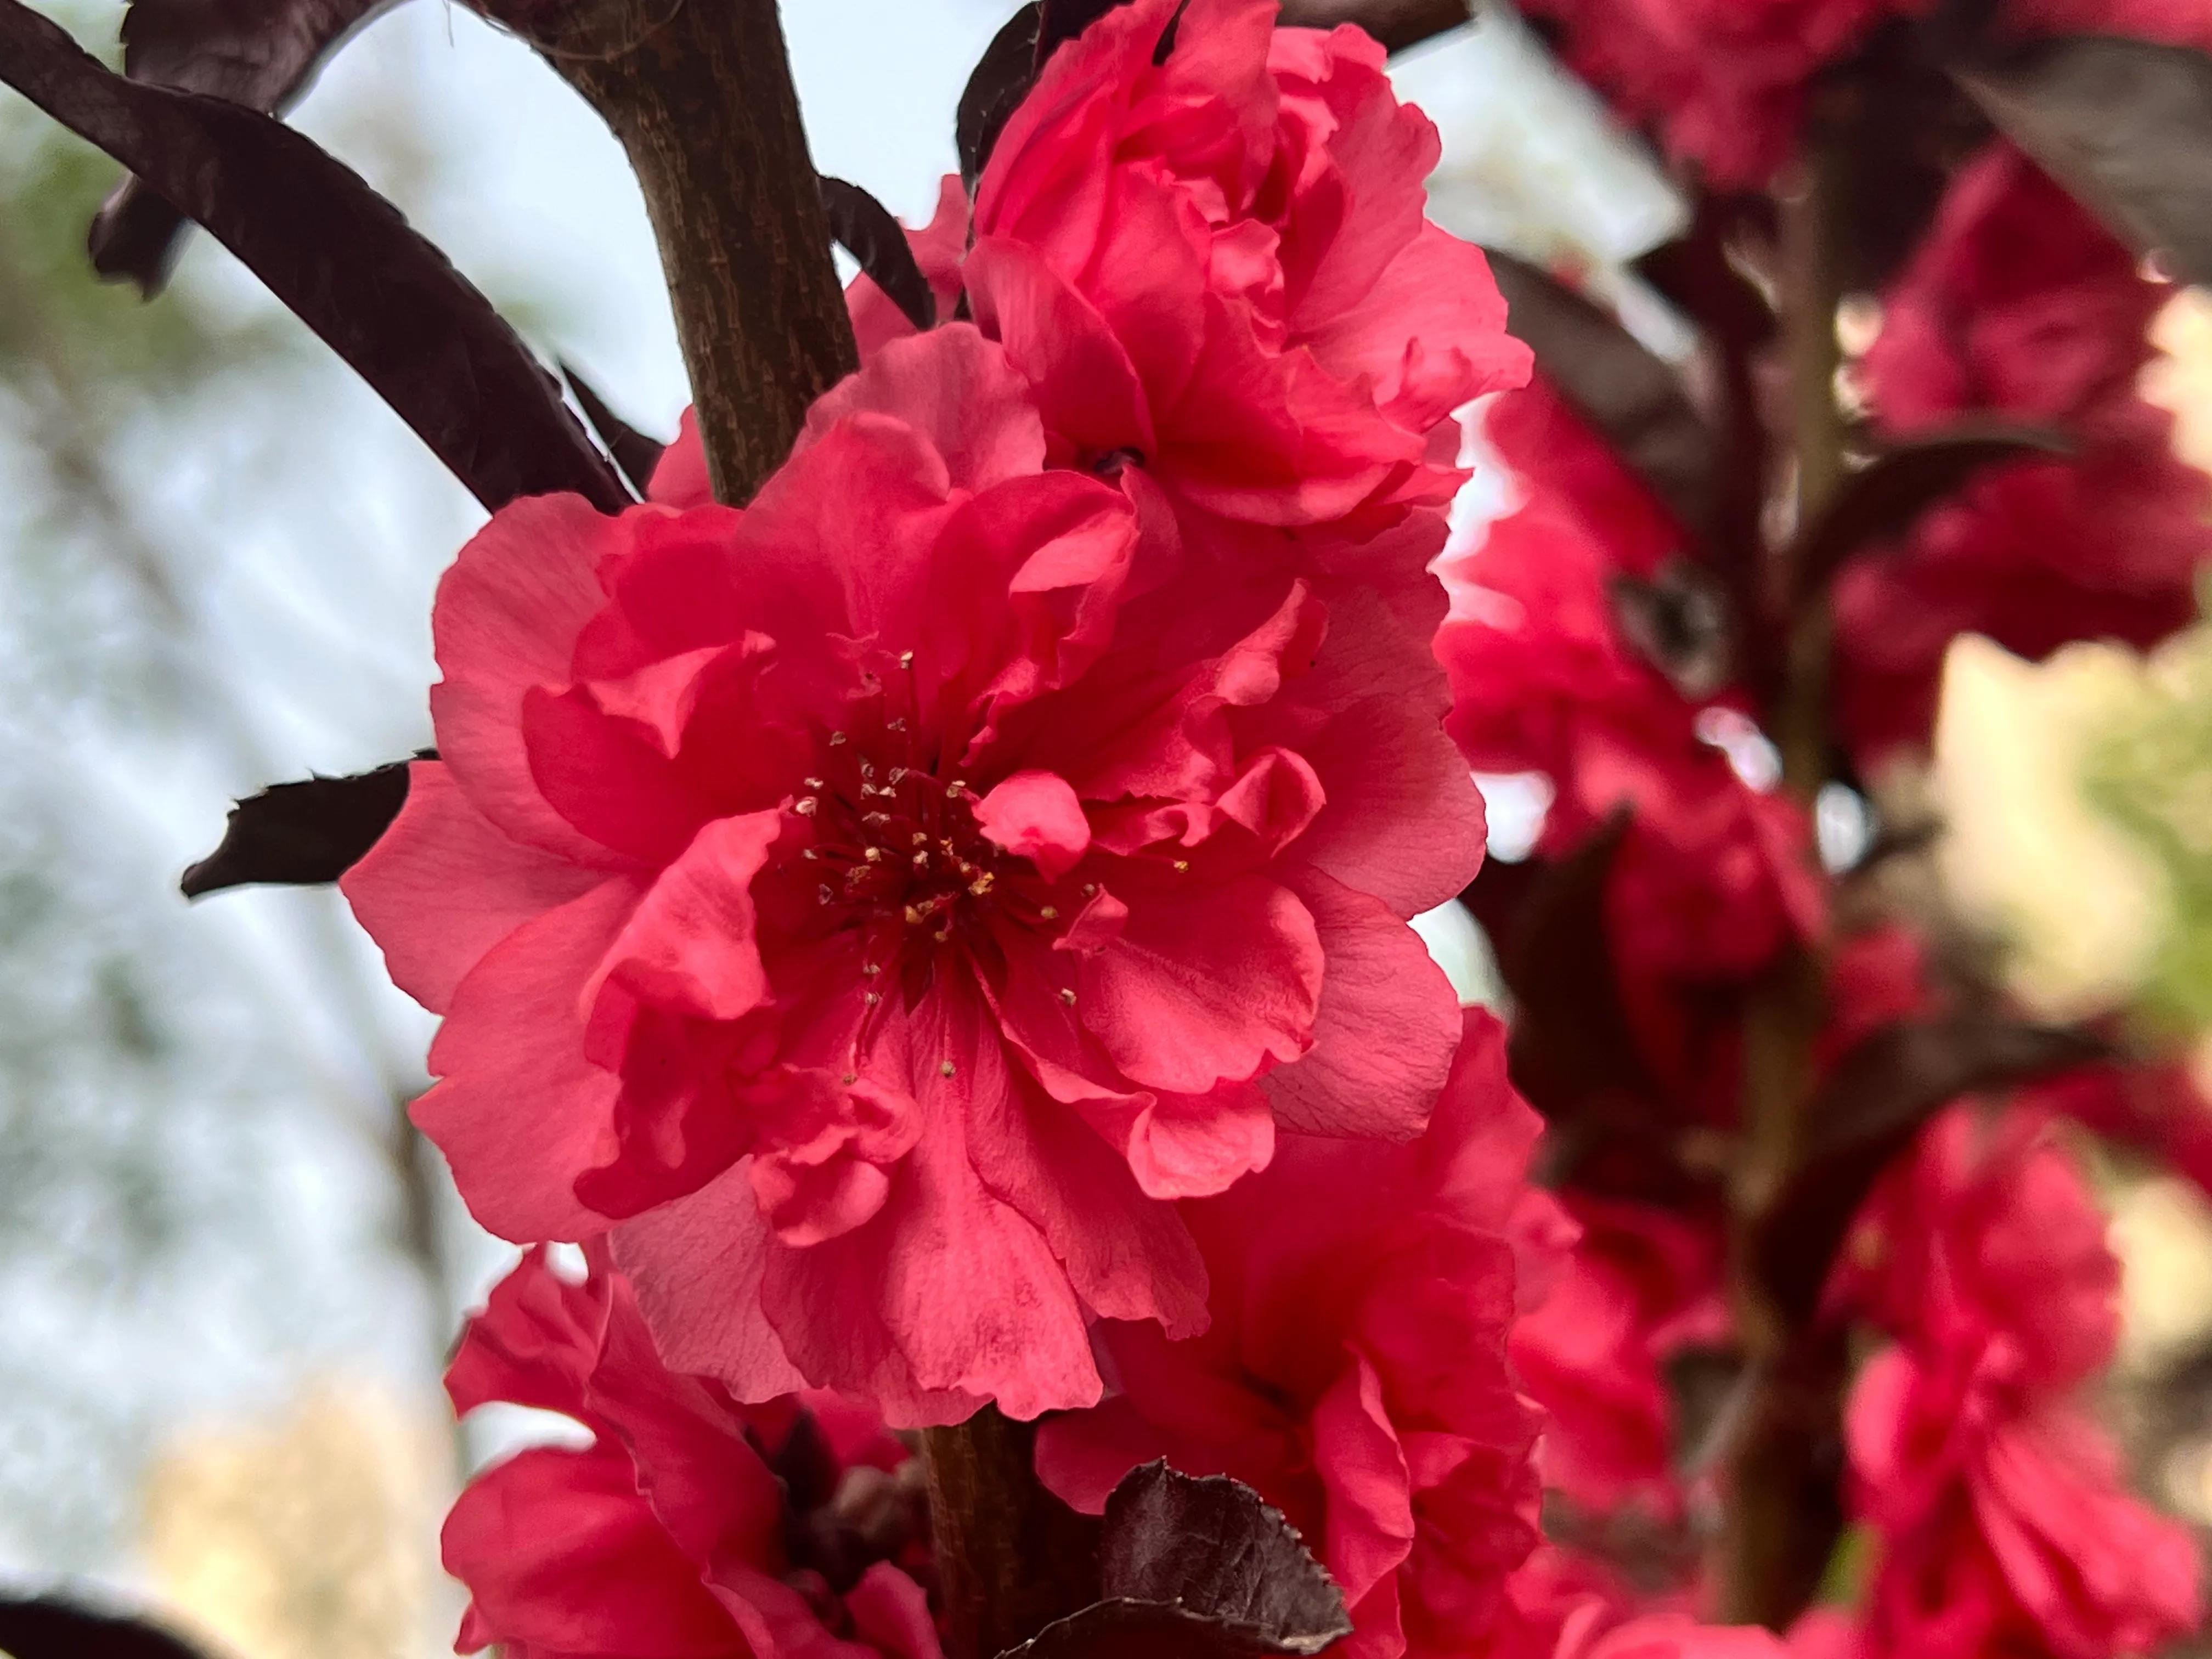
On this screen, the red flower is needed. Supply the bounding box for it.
[1837,1105,2119,1391]
[1838,143,2212,763]
[1034,1011,1549,1659]
[346,325,1481,1421]
[442,1247,938,1659]
[1436,379,1822,987]
[1508,1195,1728,1519]
[1835,1102,2200,1657]
[963,0,1528,537]
[1515,0,1894,187]
[1847,1345,2201,1659]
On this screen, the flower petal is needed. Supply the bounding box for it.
[416,877,640,1242]
[341,760,602,1016]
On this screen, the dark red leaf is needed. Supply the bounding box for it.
[821,176,935,332]
[1790,422,2072,603]
[1609,559,1734,699]
[1955,34,2212,285]
[564,362,665,499]
[0,0,630,515]
[1487,249,1719,547]
[957,4,1040,192]
[0,1595,215,1659]
[1273,0,1470,51]
[1752,1014,2108,1324]
[180,758,415,897]
[88,0,400,292]
[1000,1463,1351,1659]
[1493,812,1654,1116]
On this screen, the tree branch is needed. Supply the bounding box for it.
[488,0,860,505]
[1714,98,1853,1632]
[922,1407,1101,1659]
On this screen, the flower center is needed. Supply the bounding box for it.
[776,665,1062,973]
[797,749,1014,944]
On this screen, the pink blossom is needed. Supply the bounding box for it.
[1509,1195,1728,1519]
[442,1247,938,1659]
[1034,1011,1549,1659]
[1515,0,1896,187]
[1848,1345,2201,1659]
[1436,378,1822,988]
[964,0,1528,537]
[1837,1105,2119,1391]
[1570,1616,1790,1659]
[1839,143,2212,763]
[346,324,1480,1422]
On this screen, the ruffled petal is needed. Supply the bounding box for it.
[430,494,630,867]
[1259,866,1458,1141]
[342,760,602,1016]
[417,877,641,1242]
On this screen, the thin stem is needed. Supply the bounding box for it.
[1714,100,1853,1630]
[921,1408,1101,1659]
[1773,116,1850,802]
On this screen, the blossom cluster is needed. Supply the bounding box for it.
[1520,0,2212,187]
[1819,1103,2201,1658]
[317,2,2212,1658]
[1426,16,2211,1638]
[1837,142,2212,765]
[338,4,1711,1656]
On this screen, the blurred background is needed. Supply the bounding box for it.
[0,4,2208,1656]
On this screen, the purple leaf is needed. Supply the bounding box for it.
[0,0,630,515]
[958,5,1041,191]
[181,758,415,897]
[1000,1463,1352,1659]
[0,1595,215,1659]
[1956,34,2212,285]
[1488,249,1719,549]
[563,363,664,499]
[1790,422,2072,603]
[88,0,403,292]
[821,176,935,331]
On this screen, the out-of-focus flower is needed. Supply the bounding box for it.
[1838,144,2212,764]
[1847,1344,2200,1659]
[1509,1194,1728,1519]
[1839,1104,2119,1390]
[1837,1102,2200,1658]
[347,324,1480,1421]
[1035,1010,1550,1659]
[1437,377,1822,989]
[443,1248,938,1659]
[1516,0,2212,189]
[1514,0,1895,187]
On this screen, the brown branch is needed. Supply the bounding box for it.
[1713,99,1853,1632]
[921,1407,1101,1659]
[487,0,860,505]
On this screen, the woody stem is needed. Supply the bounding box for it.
[1714,100,1853,1629]
[922,1408,1102,1659]
[543,0,860,505]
